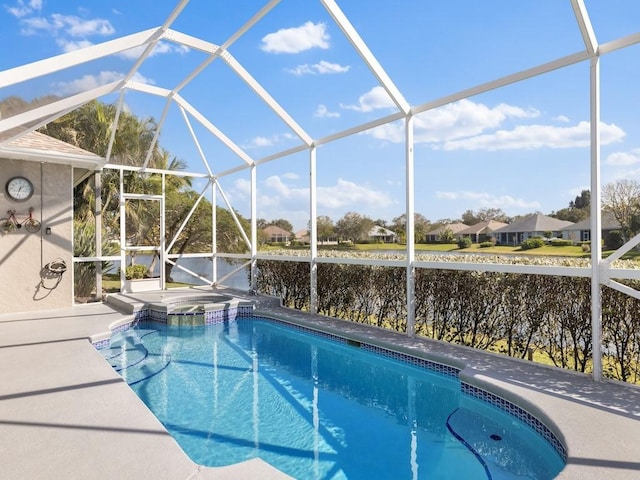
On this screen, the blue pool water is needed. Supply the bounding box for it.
[101,317,565,479]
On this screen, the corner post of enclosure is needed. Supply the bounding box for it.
[118,169,126,290]
[94,170,102,299]
[309,145,318,314]
[250,163,258,293]
[589,54,603,382]
[405,114,416,337]
[160,173,166,290]
[211,179,217,285]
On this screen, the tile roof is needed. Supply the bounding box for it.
[426,223,469,235]
[458,220,508,235]
[560,211,621,231]
[493,213,573,233]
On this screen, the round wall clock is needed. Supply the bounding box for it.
[5,176,34,202]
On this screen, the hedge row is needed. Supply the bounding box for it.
[255,259,640,383]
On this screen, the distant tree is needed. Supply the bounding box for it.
[390,213,431,243]
[461,209,480,225]
[335,211,374,243]
[602,180,640,240]
[461,208,509,225]
[256,218,269,230]
[552,189,590,223]
[439,228,455,244]
[373,218,388,228]
[571,190,591,209]
[314,215,335,242]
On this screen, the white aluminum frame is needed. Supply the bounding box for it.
[0,0,638,382]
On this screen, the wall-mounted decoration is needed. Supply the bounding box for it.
[5,176,34,202]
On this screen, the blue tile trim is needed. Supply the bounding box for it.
[461,382,567,461]
[361,343,460,378]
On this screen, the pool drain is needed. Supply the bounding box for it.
[490,434,502,441]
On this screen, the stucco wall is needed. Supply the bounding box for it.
[0,159,73,313]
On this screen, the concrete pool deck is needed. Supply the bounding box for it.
[0,287,639,479]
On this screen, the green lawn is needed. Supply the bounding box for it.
[354,242,640,259]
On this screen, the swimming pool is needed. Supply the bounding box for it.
[101,317,565,479]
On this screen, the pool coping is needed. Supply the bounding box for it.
[1,286,639,479]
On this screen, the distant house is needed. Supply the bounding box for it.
[262,225,291,244]
[294,229,310,244]
[458,220,508,243]
[560,211,621,243]
[493,214,573,245]
[368,225,397,243]
[425,223,469,243]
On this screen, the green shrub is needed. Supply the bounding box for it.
[479,241,494,248]
[457,237,472,249]
[520,237,545,250]
[125,264,147,279]
[605,230,625,250]
[550,239,573,246]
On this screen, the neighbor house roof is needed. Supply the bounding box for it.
[368,226,396,237]
[458,220,508,235]
[560,211,621,231]
[493,213,573,233]
[263,225,291,237]
[426,223,469,236]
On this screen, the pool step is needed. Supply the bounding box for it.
[101,329,171,385]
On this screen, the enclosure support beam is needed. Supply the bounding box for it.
[405,115,416,337]
[310,146,318,314]
[95,171,103,298]
[250,164,258,293]
[212,180,217,285]
[589,55,603,382]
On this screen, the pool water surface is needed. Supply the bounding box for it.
[101,317,564,479]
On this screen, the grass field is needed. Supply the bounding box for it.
[353,242,640,259]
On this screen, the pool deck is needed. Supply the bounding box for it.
[1,287,639,479]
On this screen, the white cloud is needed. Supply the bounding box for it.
[243,132,297,149]
[314,104,340,118]
[554,115,570,123]
[282,172,299,180]
[605,148,640,166]
[287,60,350,76]
[340,86,396,112]
[21,14,114,37]
[364,98,625,151]
[317,178,394,209]
[442,121,625,151]
[57,38,93,52]
[52,71,153,96]
[230,175,394,229]
[436,191,541,210]
[260,21,329,54]
[5,0,41,18]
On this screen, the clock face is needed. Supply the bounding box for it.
[6,176,34,202]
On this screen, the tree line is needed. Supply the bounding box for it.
[260,183,640,246]
[255,259,640,384]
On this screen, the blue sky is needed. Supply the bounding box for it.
[1,1,640,231]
